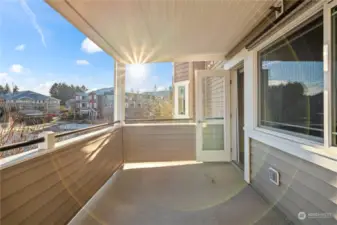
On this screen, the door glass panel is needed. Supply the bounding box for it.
[201,76,225,151]
[202,76,224,119]
[202,124,224,150]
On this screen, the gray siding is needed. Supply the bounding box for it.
[123,124,196,162]
[250,139,337,225]
[174,62,189,82]
[0,128,123,225]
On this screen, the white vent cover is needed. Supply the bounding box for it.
[268,167,280,186]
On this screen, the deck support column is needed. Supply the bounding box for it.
[114,61,126,124]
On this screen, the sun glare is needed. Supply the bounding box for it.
[128,64,146,78]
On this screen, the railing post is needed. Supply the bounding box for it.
[114,61,126,125]
[38,131,55,150]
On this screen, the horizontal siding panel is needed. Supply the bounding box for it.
[123,125,196,162]
[251,179,310,225]
[251,158,337,219]
[251,140,337,188]
[1,156,86,218]
[21,162,114,225]
[123,125,195,135]
[4,161,109,225]
[1,145,91,200]
[174,62,189,82]
[0,128,123,225]
[251,139,337,225]
[251,149,336,195]
[252,166,336,225]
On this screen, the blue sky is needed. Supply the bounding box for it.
[0,0,173,95]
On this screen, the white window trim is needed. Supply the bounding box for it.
[223,0,337,181]
[325,0,337,148]
[252,1,337,164]
[174,80,189,119]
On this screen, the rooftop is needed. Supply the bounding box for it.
[0,91,60,102]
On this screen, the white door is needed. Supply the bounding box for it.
[195,70,231,162]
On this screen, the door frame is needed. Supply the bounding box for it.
[230,63,245,168]
[195,70,231,162]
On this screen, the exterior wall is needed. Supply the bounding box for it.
[174,62,190,82]
[220,3,337,225]
[173,61,206,119]
[0,128,123,225]
[250,139,337,225]
[190,61,205,119]
[123,124,196,162]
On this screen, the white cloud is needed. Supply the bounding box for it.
[268,80,289,86]
[0,72,13,84]
[81,38,103,54]
[0,72,8,78]
[20,0,46,47]
[9,64,24,73]
[157,86,167,91]
[15,44,25,51]
[33,82,53,96]
[76,60,90,65]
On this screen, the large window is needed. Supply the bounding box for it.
[332,6,337,145]
[259,14,324,139]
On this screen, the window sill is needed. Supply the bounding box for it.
[174,115,190,119]
[256,126,323,147]
[246,127,337,173]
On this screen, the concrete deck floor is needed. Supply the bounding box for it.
[69,162,292,225]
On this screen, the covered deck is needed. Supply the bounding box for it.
[69,162,290,225]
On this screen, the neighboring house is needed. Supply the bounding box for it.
[65,98,76,111]
[88,92,98,109]
[74,92,89,116]
[0,91,61,115]
[88,87,114,120]
[98,92,114,121]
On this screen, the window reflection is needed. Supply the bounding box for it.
[178,86,186,115]
[259,14,324,139]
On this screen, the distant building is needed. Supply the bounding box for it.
[0,91,61,115]
[74,92,89,116]
[65,99,76,111]
[73,87,172,120]
[87,87,114,120]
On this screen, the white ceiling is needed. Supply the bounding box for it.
[47,0,276,64]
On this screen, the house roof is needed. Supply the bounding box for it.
[93,87,114,96]
[1,91,60,101]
